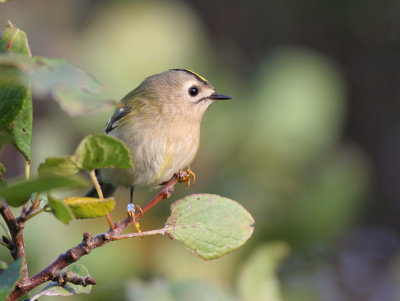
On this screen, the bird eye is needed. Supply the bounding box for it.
[188,86,199,97]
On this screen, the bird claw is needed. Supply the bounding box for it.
[178,168,196,188]
[127,203,143,233]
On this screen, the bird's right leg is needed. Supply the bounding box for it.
[127,186,143,232]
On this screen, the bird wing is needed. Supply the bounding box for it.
[104,106,133,133]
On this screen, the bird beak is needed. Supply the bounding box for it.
[209,93,232,100]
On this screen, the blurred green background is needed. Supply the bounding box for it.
[1,0,400,300]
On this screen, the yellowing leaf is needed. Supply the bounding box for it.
[64,196,115,219]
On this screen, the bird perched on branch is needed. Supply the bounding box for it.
[85,69,231,218]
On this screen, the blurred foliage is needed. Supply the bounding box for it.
[0,258,23,301]
[0,0,380,300]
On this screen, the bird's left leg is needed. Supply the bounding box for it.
[127,186,143,233]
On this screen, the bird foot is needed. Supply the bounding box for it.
[127,203,143,233]
[178,168,196,188]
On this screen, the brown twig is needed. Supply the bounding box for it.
[6,170,187,301]
[0,201,28,282]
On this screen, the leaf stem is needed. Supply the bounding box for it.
[31,193,40,211]
[24,206,48,222]
[89,170,103,199]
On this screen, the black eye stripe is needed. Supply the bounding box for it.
[189,87,199,96]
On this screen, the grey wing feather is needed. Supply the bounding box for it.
[104,106,132,133]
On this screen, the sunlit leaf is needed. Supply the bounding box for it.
[74,133,132,170]
[48,194,74,224]
[165,194,254,260]
[237,243,289,301]
[64,196,115,219]
[0,258,23,301]
[38,157,80,177]
[31,264,92,300]
[0,175,88,207]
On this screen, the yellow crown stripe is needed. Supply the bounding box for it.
[185,69,208,83]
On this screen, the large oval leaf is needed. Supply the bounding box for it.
[165,194,254,260]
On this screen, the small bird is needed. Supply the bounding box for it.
[86,69,231,216]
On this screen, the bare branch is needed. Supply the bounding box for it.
[0,201,28,282]
[6,170,188,301]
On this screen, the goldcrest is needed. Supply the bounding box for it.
[86,69,231,213]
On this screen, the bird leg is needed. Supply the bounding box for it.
[127,186,143,233]
[178,168,196,188]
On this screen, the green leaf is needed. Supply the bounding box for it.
[0,53,113,116]
[237,243,289,301]
[10,89,32,160]
[0,23,33,159]
[29,57,102,95]
[0,175,88,207]
[0,258,23,300]
[28,57,111,116]
[38,157,80,177]
[0,85,28,131]
[52,86,114,116]
[0,23,31,55]
[31,264,92,300]
[165,194,254,260]
[48,194,74,224]
[64,196,115,219]
[74,133,133,170]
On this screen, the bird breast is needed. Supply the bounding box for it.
[101,116,200,189]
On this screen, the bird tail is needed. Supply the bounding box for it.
[84,182,117,198]
[84,171,117,198]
